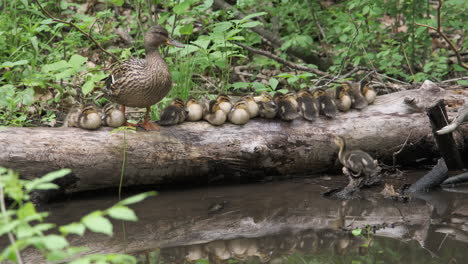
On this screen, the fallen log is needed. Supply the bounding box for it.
[0,81,466,193]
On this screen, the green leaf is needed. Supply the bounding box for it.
[352,228,362,236]
[174,0,191,15]
[269,78,279,90]
[108,0,124,6]
[34,183,59,190]
[42,60,70,72]
[82,80,95,95]
[252,82,266,91]
[60,222,86,236]
[30,36,39,53]
[20,88,35,105]
[212,22,232,32]
[240,21,261,28]
[118,191,157,206]
[69,54,87,69]
[82,212,113,236]
[179,24,194,35]
[239,12,267,24]
[41,235,69,250]
[230,82,249,89]
[456,80,468,85]
[17,202,36,220]
[107,206,137,221]
[0,60,29,68]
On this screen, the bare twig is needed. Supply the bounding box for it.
[393,130,413,168]
[440,76,468,84]
[415,0,468,70]
[0,186,23,264]
[33,0,120,61]
[400,42,415,81]
[233,42,328,77]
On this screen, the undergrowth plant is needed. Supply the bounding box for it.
[0,167,156,263]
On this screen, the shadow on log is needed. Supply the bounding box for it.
[0,81,467,194]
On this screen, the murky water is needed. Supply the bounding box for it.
[26,171,468,263]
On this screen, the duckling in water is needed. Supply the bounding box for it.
[312,88,337,118]
[204,100,227,126]
[102,103,125,128]
[78,104,102,130]
[216,94,233,115]
[158,98,187,126]
[343,81,368,110]
[328,85,352,112]
[241,95,259,118]
[185,97,203,121]
[63,105,82,127]
[296,89,319,121]
[360,80,377,104]
[228,100,250,125]
[273,92,300,121]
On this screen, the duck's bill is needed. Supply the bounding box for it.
[166,39,185,48]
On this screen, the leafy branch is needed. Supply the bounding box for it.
[32,0,120,62]
[415,0,468,70]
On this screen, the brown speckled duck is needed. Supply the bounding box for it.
[103,25,184,131]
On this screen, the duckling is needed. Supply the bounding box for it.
[253,91,273,103]
[102,103,125,128]
[241,95,259,118]
[185,97,203,121]
[273,92,299,121]
[216,94,233,115]
[343,81,368,110]
[228,100,250,125]
[63,105,82,127]
[360,80,377,104]
[312,88,337,118]
[78,104,102,130]
[296,90,319,121]
[327,85,352,112]
[158,98,187,126]
[204,100,227,126]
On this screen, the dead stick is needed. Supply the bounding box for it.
[233,42,328,77]
[33,0,120,62]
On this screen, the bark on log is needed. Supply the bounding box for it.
[0,81,467,193]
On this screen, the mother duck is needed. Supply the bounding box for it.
[104,25,184,130]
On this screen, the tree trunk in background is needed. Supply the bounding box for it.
[0,81,466,193]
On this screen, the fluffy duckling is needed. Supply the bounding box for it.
[333,135,381,178]
[228,100,250,125]
[312,88,338,118]
[158,98,187,126]
[102,103,125,128]
[204,100,227,126]
[361,80,377,104]
[327,85,352,112]
[241,95,259,118]
[78,104,102,130]
[343,81,368,110]
[216,94,233,115]
[274,92,299,121]
[296,89,319,121]
[185,97,203,121]
[253,91,273,103]
[63,105,82,127]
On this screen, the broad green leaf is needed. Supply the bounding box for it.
[108,0,124,6]
[16,224,34,238]
[457,80,468,85]
[17,202,36,220]
[34,183,59,190]
[69,54,87,69]
[174,0,191,15]
[212,22,232,33]
[240,21,262,28]
[42,60,70,72]
[179,24,194,35]
[269,78,279,90]
[107,206,137,221]
[0,60,28,68]
[60,222,86,236]
[0,220,20,237]
[239,12,267,24]
[118,191,157,206]
[252,82,266,91]
[352,228,362,236]
[41,235,69,250]
[20,88,35,105]
[230,82,249,89]
[82,80,95,95]
[30,36,39,53]
[82,213,113,236]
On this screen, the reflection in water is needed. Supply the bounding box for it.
[23,172,468,263]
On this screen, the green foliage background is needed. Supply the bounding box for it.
[0,0,466,126]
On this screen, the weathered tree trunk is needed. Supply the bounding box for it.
[0,81,466,193]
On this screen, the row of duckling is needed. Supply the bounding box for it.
[64,104,125,130]
[158,81,376,126]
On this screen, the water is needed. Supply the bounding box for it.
[25,171,468,263]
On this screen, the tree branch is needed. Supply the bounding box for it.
[233,42,328,77]
[33,0,120,62]
[415,0,468,70]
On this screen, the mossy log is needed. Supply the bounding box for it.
[0,81,466,193]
